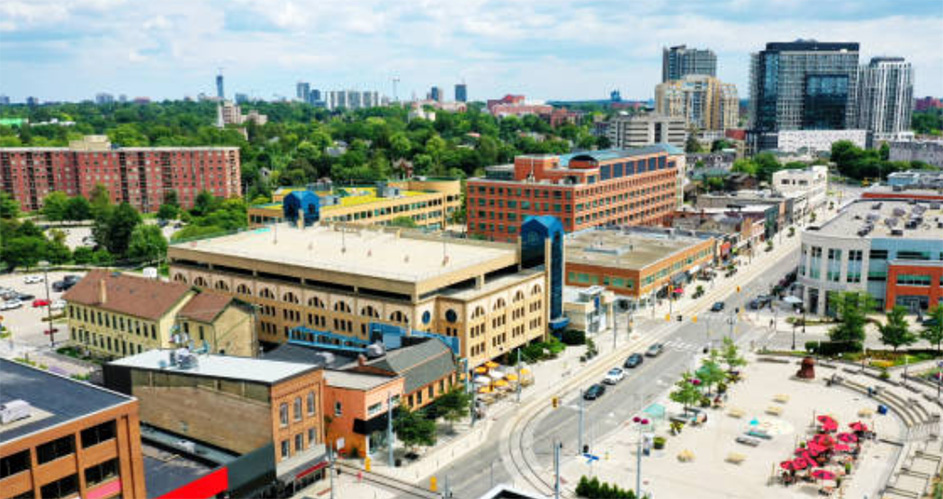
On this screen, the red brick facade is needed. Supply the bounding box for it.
[467,150,678,242]
[886,262,943,311]
[1,146,241,213]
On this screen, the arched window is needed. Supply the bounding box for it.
[513,290,525,303]
[173,274,187,283]
[308,296,325,308]
[471,306,485,320]
[215,281,229,291]
[236,284,252,295]
[493,298,506,311]
[531,284,542,296]
[389,311,409,324]
[283,292,300,304]
[334,301,351,314]
[361,305,380,318]
[260,288,275,299]
[193,276,208,287]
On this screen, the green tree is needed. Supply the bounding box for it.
[669,371,702,413]
[434,388,472,432]
[2,236,47,269]
[89,184,111,216]
[0,192,20,219]
[827,292,875,352]
[877,306,916,351]
[920,305,943,354]
[389,216,418,228]
[65,196,93,221]
[127,224,168,263]
[42,192,70,221]
[93,202,142,258]
[157,204,179,221]
[191,191,218,217]
[696,356,726,396]
[685,134,702,153]
[393,406,437,452]
[720,336,747,372]
[163,190,179,208]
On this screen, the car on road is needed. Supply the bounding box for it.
[603,367,625,385]
[50,299,67,311]
[710,301,725,312]
[1,289,17,300]
[32,299,51,308]
[23,275,44,284]
[1,300,23,310]
[52,280,78,292]
[583,384,606,400]
[624,353,644,369]
[645,343,664,357]
[15,293,35,301]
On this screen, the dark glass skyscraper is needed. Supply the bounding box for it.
[455,83,467,102]
[216,73,225,100]
[662,45,717,82]
[748,40,860,132]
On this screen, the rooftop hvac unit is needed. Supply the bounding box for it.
[891,229,904,236]
[365,343,385,358]
[871,202,882,210]
[930,203,941,210]
[0,400,32,424]
[892,207,907,217]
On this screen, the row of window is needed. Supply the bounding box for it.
[280,428,319,460]
[69,305,158,339]
[73,329,147,357]
[278,392,319,427]
[0,421,116,480]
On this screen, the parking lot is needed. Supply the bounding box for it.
[0,270,85,348]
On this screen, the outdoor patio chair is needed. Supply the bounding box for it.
[774,394,790,403]
[766,406,783,416]
[727,408,745,418]
[735,436,761,447]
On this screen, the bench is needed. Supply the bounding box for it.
[747,429,773,440]
[774,394,790,403]
[766,406,783,416]
[736,436,761,447]
[727,408,745,418]
[726,452,746,464]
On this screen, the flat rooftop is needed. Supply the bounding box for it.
[109,349,317,385]
[816,199,943,239]
[0,358,134,444]
[323,370,398,391]
[252,186,431,212]
[566,228,708,270]
[170,224,517,284]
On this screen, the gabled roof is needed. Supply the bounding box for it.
[177,291,235,323]
[63,270,192,321]
[365,339,456,394]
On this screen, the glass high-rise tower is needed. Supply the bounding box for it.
[662,45,717,82]
[748,40,860,133]
[856,57,914,141]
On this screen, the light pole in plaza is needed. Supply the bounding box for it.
[632,416,650,498]
[40,261,54,347]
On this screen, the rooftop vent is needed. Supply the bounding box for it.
[0,400,32,425]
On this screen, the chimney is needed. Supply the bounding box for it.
[98,279,107,304]
[357,354,367,367]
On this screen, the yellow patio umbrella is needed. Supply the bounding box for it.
[485,361,500,369]
[494,379,509,388]
[474,366,488,374]
[506,373,519,381]
[520,368,531,375]
[478,386,493,394]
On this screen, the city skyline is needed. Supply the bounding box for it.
[2,0,942,103]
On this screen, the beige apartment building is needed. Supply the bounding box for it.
[166,223,554,367]
[655,75,739,131]
[63,270,257,359]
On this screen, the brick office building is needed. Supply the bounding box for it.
[466,146,684,242]
[0,359,147,499]
[0,135,240,213]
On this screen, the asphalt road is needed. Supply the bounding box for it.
[418,247,803,499]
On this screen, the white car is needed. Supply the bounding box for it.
[1,300,23,310]
[50,299,67,311]
[603,367,625,385]
[23,275,44,284]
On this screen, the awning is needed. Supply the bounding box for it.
[276,444,329,484]
[688,265,701,275]
[783,296,802,305]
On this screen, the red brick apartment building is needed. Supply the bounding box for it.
[0,136,240,213]
[466,146,684,242]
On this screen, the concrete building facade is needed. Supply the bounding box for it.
[655,75,739,132]
[772,165,829,211]
[606,114,686,149]
[662,45,717,82]
[856,57,914,141]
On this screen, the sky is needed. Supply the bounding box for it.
[2,0,942,103]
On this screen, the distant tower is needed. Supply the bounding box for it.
[455,83,467,103]
[216,69,225,100]
[215,103,224,128]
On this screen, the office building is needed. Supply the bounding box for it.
[166,217,568,367]
[234,93,250,104]
[455,83,468,103]
[466,145,684,242]
[772,165,829,211]
[248,178,462,229]
[606,114,686,149]
[0,358,147,499]
[296,82,311,103]
[799,199,943,315]
[0,135,241,213]
[324,90,382,111]
[915,97,943,112]
[310,89,322,103]
[216,72,225,100]
[565,227,715,304]
[856,57,914,141]
[662,45,717,82]
[429,87,442,102]
[95,93,115,104]
[655,75,739,131]
[219,101,268,127]
[63,270,258,359]
[889,141,943,168]
[774,129,869,154]
[749,40,859,134]
[0,95,10,106]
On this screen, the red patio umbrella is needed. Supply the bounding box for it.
[811,469,837,481]
[837,432,858,443]
[822,421,838,432]
[849,421,869,432]
[814,433,835,447]
[792,457,811,470]
[780,460,798,470]
[834,443,852,452]
[817,415,837,425]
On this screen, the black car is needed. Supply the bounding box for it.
[583,384,606,401]
[624,353,644,368]
[52,280,75,292]
[63,275,80,283]
[15,293,35,301]
[710,301,725,312]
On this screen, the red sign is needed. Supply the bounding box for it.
[156,467,228,499]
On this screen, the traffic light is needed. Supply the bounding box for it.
[552,396,559,409]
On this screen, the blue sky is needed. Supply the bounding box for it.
[2,0,941,103]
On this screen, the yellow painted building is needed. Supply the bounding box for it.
[63,270,257,359]
[248,179,462,229]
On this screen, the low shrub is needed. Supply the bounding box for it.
[653,436,666,450]
[576,476,636,499]
[561,329,586,345]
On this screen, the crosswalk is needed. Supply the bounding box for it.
[661,339,707,352]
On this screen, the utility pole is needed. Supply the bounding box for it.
[578,389,585,455]
[554,439,562,499]
[516,349,522,403]
[632,416,649,498]
[387,392,395,467]
[40,261,53,347]
[329,445,335,499]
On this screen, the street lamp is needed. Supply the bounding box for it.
[39,261,54,347]
[632,416,650,498]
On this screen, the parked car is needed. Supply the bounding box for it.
[583,384,607,400]
[15,293,35,301]
[1,290,17,300]
[603,367,625,385]
[63,275,80,283]
[23,275,44,284]
[624,353,644,369]
[32,299,51,308]
[645,343,664,357]
[711,301,725,312]
[1,300,23,310]
[52,280,77,292]
[50,299,67,311]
